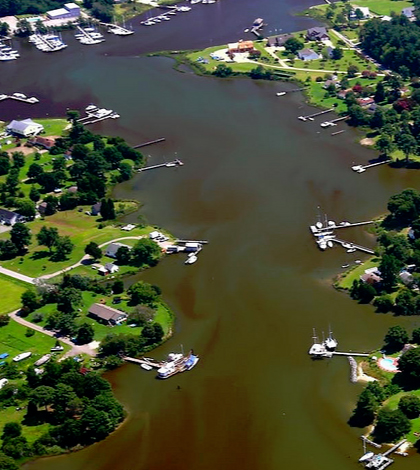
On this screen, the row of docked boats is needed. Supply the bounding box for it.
[29,33,67,52]
[191,0,217,4]
[75,26,105,45]
[0,42,20,61]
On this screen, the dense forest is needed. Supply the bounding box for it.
[360,13,420,77]
[0,0,68,16]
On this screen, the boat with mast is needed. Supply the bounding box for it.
[308,327,338,358]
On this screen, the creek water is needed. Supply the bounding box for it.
[1,0,419,469]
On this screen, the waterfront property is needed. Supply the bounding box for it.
[0,208,25,225]
[6,118,44,137]
[105,242,132,258]
[88,303,128,325]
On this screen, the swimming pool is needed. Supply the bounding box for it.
[378,357,399,372]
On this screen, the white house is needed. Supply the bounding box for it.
[6,118,44,137]
[351,6,370,19]
[298,48,320,61]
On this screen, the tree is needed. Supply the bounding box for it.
[15,199,35,219]
[100,198,116,221]
[27,163,43,179]
[397,133,417,163]
[398,394,420,418]
[374,408,411,443]
[379,254,401,292]
[32,385,55,411]
[398,347,420,386]
[52,236,74,261]
[331,47,343,60]
[128,281,160,306]
[119,162,132,181]
[141,323,164,345]
[384,325,409,352]
[66,110,80,124]
[349,388,379,427]
[1,423,21,441]
[347,64,359,78]
[284,37,304,54]
[0,315,9,327]
[10,223,31,253]
[375,134,394,156]
[84,241,102,260]
[21,290,39,313]
[36,226,59,253]
[350,279,376,303]
[412,327,420,344]
[374,81,386,103]
[12,152,25,169]
[130,239,161,267]
[29,186,40,202]
[112,280,124,295]
[57,287,82,314]
[76,323,94,345]
[115,246,131,265]
[0,154,10,176]
[213,64,233,78]
[0,452,18,470]
[373,295,394,313]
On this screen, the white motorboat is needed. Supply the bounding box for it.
[34,354,51,366]
[347,248,357,253]
[185,254,198,264]
[141,363,153,371]
[276,92,286,96]
[13,352,32,362]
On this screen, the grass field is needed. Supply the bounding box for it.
[337,257,377,289]
[0,319,68,359]
[0,275,28,315]
[0,209,159,278]
[352,0,413,16]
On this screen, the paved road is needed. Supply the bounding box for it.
[9,310,97,357]
[0,266,34,284]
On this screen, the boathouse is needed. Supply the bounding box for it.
[88,303,127,325]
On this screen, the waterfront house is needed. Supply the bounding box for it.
[98,263,119,275]
[105,242,131,258]
[306,27,329,42]
[6,119,44,137]
[357,97,375,107]
[88,303,127,325]
[266,34,293,47]
[402,6,416,20]
[323,79,339,89]
[360,272,382,285]
[297,48,320,61]
[0,208,25,225]
[227,41,254,53]
[37,202,48,216]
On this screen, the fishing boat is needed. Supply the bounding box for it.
[184,353,199,370]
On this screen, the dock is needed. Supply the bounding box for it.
[250,18,265,38]
[175,239,208,244]
[310,220,374,234]
[333,351,370,357]
[352,160,391,173]
[361,436,382,449]
[133,138,165,149]
[77,105,120,126]
[0,93,39,104]
[298,108,334,121]
[331,238,375,255]
[123,356,162,368]
[137,159,183,172]
[332,130,345,136]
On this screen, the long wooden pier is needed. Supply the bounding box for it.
[333,351,370,357]
[298,108,334,121]
[0,94,39,104]
[175,239,208,244]
[133,138,165,149]
[352,160,391,173]
[311,220,374,233]
[123,356,162,368]
[137,159,183,172]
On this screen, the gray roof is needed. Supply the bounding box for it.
[88,303,127,322]
[402,6,415,17]
[7,118,40,133]
[307,26,328,37]
[106,242,131,256]
[0,208,23,222]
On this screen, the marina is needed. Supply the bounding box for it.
[100,22,134,36]
[0,42,20,61]
[75,26,105,45]
[28,33,67,53]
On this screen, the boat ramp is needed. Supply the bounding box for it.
[0,93,39,104]
[352,160,392,174]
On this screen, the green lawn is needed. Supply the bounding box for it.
[0,275,28,315]
[0,209,159,278]
[337,257,377,289]
[0,319,68,359]
[352,0,413,16]
[33,119,68,137]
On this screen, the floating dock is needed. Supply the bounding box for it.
[175,239,208,244]
[310,220,374,234]
[123,356,162,368]
[137,159,183,172]
[333,351,370,357]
